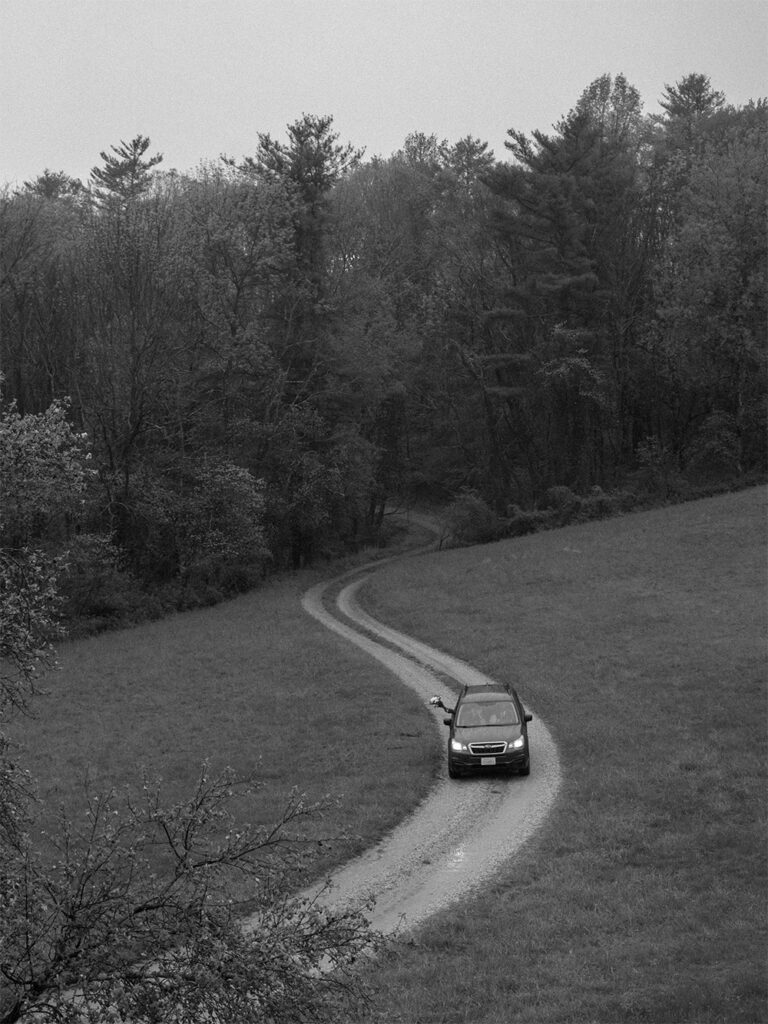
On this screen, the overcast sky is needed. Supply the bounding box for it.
[1,0,765,187]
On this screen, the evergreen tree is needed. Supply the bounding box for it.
[241,114,362,285]
[659,72,725,123]
[22,169,83,199]
[90,134,163,203]
[477,74,655,497]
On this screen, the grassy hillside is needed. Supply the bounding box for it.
[356,486,767,1023]
[8,490,765,1021]
[8,562,440,887]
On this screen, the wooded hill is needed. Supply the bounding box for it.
[2,73,765,626]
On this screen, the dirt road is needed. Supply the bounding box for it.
[300,548,562,936]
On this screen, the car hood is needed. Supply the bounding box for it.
[455,725,524,744]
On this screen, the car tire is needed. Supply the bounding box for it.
[448,757,460,779]
[518,759,530,776]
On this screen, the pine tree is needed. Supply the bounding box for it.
[479,74,654,494]
[22,169,83,199]
[89,134,163,203]
[659,73,725,122]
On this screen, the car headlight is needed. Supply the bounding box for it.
[451,738,466,752]
[508,737,525,750]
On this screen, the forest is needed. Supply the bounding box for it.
[1,72,766,629]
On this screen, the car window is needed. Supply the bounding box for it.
[456,701,519,727]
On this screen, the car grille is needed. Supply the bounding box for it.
[468,742,507,756]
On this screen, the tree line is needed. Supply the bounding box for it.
[2,73,766,623]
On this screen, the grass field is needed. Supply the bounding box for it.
[8,522,441,888]
[8,489,766,1022]
[356,486,767,1024]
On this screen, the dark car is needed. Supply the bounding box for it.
[430,684,532,778]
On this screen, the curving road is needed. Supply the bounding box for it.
[299,539,562,937]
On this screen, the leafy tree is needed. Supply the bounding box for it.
[120,458,270,597]
[0,544,61,720]
[326,158,432,519]
[328,142,466,507]
[175,461,268,585]
[0,400,88,711]
[0,398,90,549]
[0,400,373,1023]
[408,138,509,502]
[0,398,89,848]
[645,101,768,474]
[72,176,198,520]
[177,163,295,449]
[0,189,84,414]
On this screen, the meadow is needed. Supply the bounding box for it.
[356,486,767,1023]
[9,488,766,1022]
[8,521,441,888]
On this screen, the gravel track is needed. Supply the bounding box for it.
[300,551,562,936]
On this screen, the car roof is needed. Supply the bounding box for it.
[460,684,517,703]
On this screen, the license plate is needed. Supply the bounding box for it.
[481,757,497,766]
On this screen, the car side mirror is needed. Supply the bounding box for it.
[443,717,453,727]
[525,713,533,722]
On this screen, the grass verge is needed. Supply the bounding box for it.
[354,486,767,1024]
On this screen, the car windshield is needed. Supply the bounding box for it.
[456,700,519,727]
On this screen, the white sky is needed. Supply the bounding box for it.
[1,0,765,186]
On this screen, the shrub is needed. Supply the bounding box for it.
[540,485,583,526]
[443,490,508,545]
[577,486,637,522]
[175,463,269,585]
[628,436,686,498]
[58,533,144,633]
[1,767,373,1023]
[684,411,743,482]
[505,505,551,537]
[542,485,580,513]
